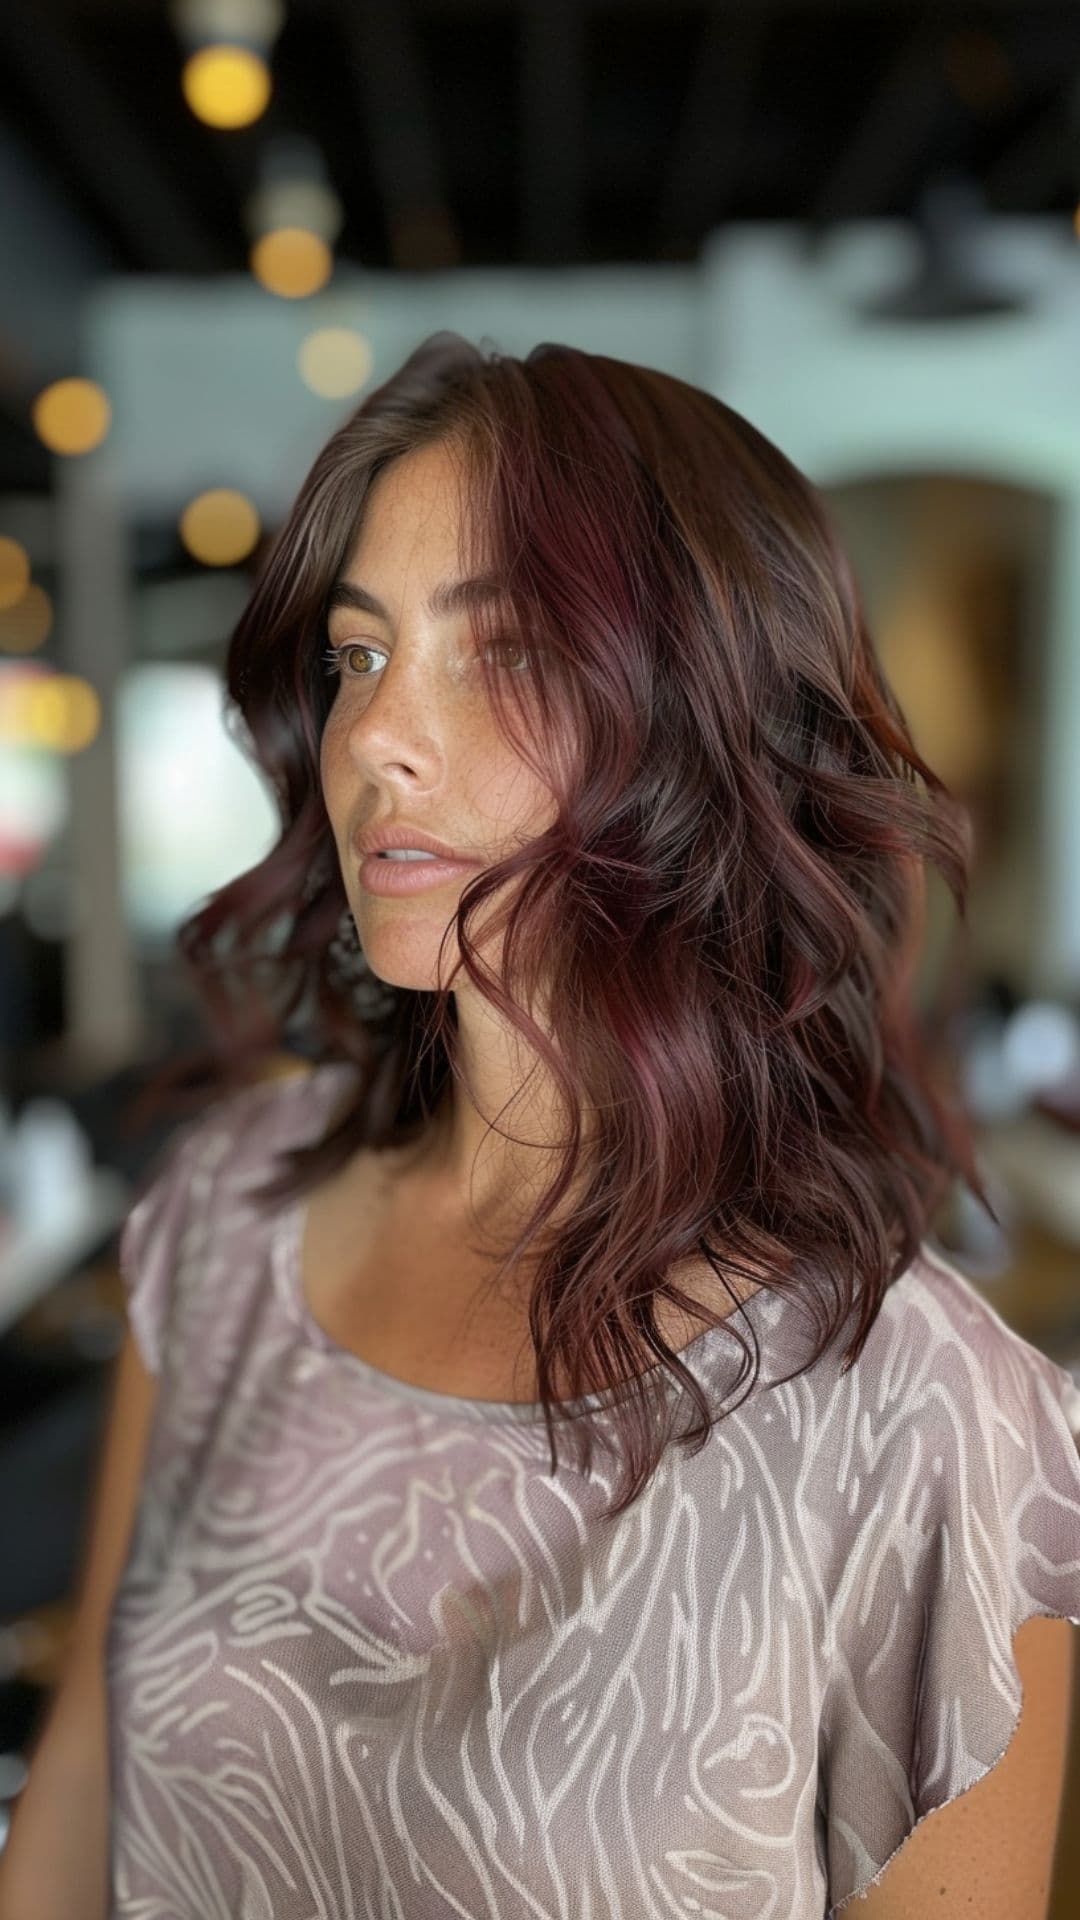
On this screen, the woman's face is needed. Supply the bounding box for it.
[320,436,557,995]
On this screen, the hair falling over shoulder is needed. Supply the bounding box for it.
[125,331,996,1518]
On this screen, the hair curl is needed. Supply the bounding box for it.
[128,332,995,1519]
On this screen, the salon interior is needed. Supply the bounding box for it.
[1,0,1080,1906]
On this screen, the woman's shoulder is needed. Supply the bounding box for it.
[123,1057,358,1262]
[170,1056,361,1177]
[816,1239,1080,1914]
[862,1240,1080,1441]
[117,1059,358,1380]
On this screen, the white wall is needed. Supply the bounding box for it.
[70,219,1080,1026]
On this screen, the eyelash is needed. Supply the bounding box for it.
[321,642,381,680]
[321,638,533,679]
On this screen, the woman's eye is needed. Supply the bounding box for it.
[322,641,382,679]
[320,636,534,683]
[491,638,532,673]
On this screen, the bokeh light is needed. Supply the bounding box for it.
[0,537,31,612]
[180,45,272,127]
[296,326,373,397]
[179,488,261,565]
[31,378,112,456]
[0,583,53,653]
[27,675,101,753]
[0,665,100,753]
[251,228,333,298]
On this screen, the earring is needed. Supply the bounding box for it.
[328,906,397,1019]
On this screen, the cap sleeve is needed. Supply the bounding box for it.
[116,1112,212,1377]
[819,1260,1080,1917]
[116,1078,287,1376]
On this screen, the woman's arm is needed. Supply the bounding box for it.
[0,1325,159,1920]
[850,1615,1075,1920]
[0,1660,112,1920]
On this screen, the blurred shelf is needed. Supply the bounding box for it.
[978,1112,1080,1250]
[0,1172,130,1340]
[0,1600,73,1692]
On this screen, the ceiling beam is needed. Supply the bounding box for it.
[419,0,1071,13]
[810,19,952,227]
[0,0,227,272]
[333,0,461,269]
[983,78,1080,208]
[519,0,586,261]
[656,6,767,253]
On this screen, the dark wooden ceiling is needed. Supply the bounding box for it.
[5,0,1080,270]
[0,0,1078,490]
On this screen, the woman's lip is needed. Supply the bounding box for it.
[358,852,482,896]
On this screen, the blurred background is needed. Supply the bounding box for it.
[1,0,1080,1901]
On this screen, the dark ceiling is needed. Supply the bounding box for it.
[1,0,1079,492]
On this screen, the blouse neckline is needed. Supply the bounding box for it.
[274,1167,776,1429]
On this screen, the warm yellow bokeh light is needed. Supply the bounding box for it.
[179,488,261,566]
[32,378,111,456]
[0,669,99,752]
[0,668,32,741]
[0,536,30,612]
[27,674,101,753]
[297,326,373,398]
[0,583,53,652]
[181,45,272,128]
[251,228,333,298]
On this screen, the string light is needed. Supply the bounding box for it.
[179,489,261,566]
[246,135,344,301]
[297,326,374,398]
[0,537,30,612]
[171,0,284,130]
[32,379,111,456]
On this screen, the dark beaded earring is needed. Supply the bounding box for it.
[327,907,397,1020]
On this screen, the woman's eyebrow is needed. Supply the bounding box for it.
[326,574,509,622]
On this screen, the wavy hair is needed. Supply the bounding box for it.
[129,331,995,1519]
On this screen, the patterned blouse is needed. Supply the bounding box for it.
[106,1059,1080,1918]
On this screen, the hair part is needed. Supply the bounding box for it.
[126,331,995,1519]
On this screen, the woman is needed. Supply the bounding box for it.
[4,335,1078,1919]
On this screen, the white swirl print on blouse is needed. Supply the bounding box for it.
[104,1064,1080,1920]
[109,1351,829,1915]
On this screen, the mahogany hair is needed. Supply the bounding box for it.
[127,332,995,1518]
